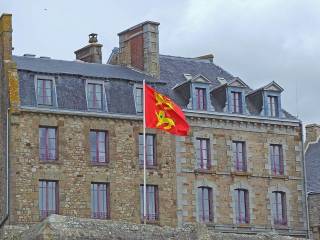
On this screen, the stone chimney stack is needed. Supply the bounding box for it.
[74,33,103,64]
[116,21,160,78]
[305,124,320,146]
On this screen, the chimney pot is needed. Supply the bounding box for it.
[74,33,103,64]
[89,33,98,44]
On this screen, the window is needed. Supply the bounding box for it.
[39,127,57,161]
[196,138,210,169]
[232,141,246,172]
[195,88,207,110]
[39,180,58,219]
[198,187,213,222]
[139,134,156,167]
[231,91,242,113]
[91,183,110,219]
[267,96,278,117]
[140,185,159,221]
[270,144,284,175]
[90,130,108,164]
[87,83,103,110]
[37,79,53,105]
[234,189,249,224]
[135,87,143,113]
[272,191,287,225]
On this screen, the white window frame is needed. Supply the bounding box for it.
[34,75,58,107]
[85,79,108,112]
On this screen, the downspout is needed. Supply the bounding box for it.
[301,122,310,239]
[0,108,10,228]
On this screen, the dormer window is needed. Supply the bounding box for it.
[87,83,103,110]
[231,91,242,113]
[195,87,207,110]
[37,79,53,106]
[267,95,279,117]
[135,86,143,113]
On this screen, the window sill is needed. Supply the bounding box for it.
[235,223,251,228]
[231,171,252,177]
[273,224,289,229]
[140,219,160,225]
[194,168,215,175]
[90,162,109,167]
[270,175,288,180]
[39,160,61,165]
[139,165,158,170]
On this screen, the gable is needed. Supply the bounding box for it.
[263,81,284,92]
[191,74,210,83]
[227,77,249,88]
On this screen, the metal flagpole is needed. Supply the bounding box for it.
[143,79,147,224]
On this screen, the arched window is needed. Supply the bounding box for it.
[234,188,249,224]
[272,191,287,225]
[197,186,213,222]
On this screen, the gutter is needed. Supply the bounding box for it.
[0,108,10,228]
[300,122,310,239]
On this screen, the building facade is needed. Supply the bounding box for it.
[305,124,320,239]
[0,14,308,238]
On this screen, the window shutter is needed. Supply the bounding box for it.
[245,190,250,223]
[155,186,159,220]
[206,140,211,168]
[234,190,239,223]
[282,193,287,225]
[279,146,284,175]
[209,188,213,222]
[243,143,247,171]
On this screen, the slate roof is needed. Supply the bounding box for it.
[13,54,297,120]
[305,140,320,193]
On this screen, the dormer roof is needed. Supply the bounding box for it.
[247,81,284,96]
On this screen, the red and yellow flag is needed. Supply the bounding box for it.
[145,84,189,136]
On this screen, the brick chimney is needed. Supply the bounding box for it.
[305,124,320,146]
[74,33,103,64]
[115,21,160,78]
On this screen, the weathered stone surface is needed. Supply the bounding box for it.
[4,215,305,240]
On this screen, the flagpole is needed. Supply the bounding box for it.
[143,79,147,224]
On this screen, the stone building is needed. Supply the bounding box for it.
[0,14,308,238]
[305,124,320,239]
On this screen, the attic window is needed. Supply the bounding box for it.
[37,79,53,106]
[87,83,103,110]
[195,88,207,110]
[135,86,143,113]
[231,91,242,113]
[267,95,279,117]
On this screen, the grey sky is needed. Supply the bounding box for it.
[1,0,320,125]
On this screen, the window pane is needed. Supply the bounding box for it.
[140,185,158,221]
[91,183,108,219]
[139,134,155,166]
[87,83,103,110]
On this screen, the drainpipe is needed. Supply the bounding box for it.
[0,108,10,228]
[301,122,310,239]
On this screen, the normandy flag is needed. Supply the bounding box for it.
[144,83,189,136]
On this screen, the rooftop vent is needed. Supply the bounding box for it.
[23,54,36,58]
[39,56,51,59]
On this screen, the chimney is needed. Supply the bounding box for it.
[74,33,103,64]
[305,124,320,146]
[116,21,160,78]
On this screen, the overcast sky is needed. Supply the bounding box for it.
[1,0,319,125]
